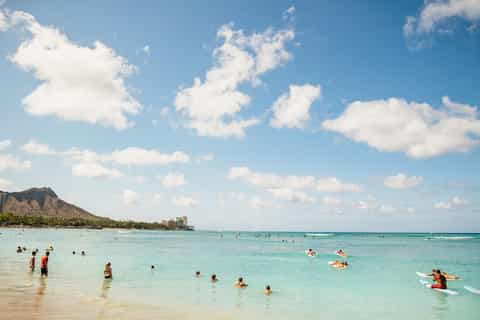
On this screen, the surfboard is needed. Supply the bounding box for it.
[464,286,480,295]
[416,271,460,280]
[328,261,346,269]
[420,280,458,295]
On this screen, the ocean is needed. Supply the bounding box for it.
[1,228,479,319]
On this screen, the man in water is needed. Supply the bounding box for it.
[104,262,112,279]
[81,251,86,256]
[307,248,316,256]
[195,271,201,277]
[235,277,248,288]
[264,285,272,295]
[40,251,49,277]
[211,274,218,282]
[16,246,22,253]
[431,269,447,289]
[29,251,36,272]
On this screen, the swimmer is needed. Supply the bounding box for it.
[16,246,22,253]
[336,249,347,258]
[211,274,218,282]
[427,268,459,281]
[306,248,316,257]
[72,251,76,255]
[40,251,49,277]
[235,277,248,288]
[264,285,272,295]
[104,262,112,279]
[29,251,36,272]
[429,269,447,289]
[195,271,201,277]
[151,265,155,270]
[81,251,85,256]
[330,260,348,269]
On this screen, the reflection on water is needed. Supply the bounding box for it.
[431,292,448,320]
[101,279,112,299]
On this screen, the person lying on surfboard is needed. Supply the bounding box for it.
[330,260,348,269]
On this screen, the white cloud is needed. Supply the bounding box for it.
[109,147,190,166]
[21,140,56,155]
[0,139,12,151]
[404,0,480,35]
[434,196,469,209]
[442,96,477,117]
[384,173,423,189]
[283,6,296,21]
[267,188,315,203]
[174,23,294,138]
[0,9,9,32]
[135,176,146,183]
[160,107,169,117]
[228,166,361,194]
[0,177,13,190]
[161,172,186,188]
[322,97,480,158]
[172,195,198,207]
[123,189,138,205]
[7,10,141,130]
[143,45,150,54]
[249,196,273,209]
[153,193,162,200]
[72,162,123,179]
[270,84,321,129]
[196,153,214,162]
[322,196,342,207]
[0,154,31,171]
[316,177,362,192]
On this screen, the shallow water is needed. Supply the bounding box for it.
[1,228,479,319]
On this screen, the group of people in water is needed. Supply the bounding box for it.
[306,248,349,269]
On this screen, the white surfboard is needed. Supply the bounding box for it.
[420,280,458,295]
[464,286,480,295]
[416,272,430,278]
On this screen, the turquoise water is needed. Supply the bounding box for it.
[1,228,479,319]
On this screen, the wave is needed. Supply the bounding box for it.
[428,236,474,240]
[305,233,334,237]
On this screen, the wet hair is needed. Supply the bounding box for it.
[266,285,271,290]
[81,251,85,255]
[195,271,200,276]
[107,262,111,266]
[211,274,217,280]
[238,277,243,282]
[435,269,441,273]
[151,265,155,269]
[72,251,76,255]
[32,251,36,256]
[344,262,348,266]
[46,251,50,256]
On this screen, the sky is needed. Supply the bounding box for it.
[0,0,479,232]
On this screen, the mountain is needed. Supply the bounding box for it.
[0,187,106,221]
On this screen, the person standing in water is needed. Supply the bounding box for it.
[235,277,248,288]
[264,285,272,295]
[104,262,112,279]
[211,274,218,282]
[431,269,447,289]
[29,251,36,272]
[40,251,49,277]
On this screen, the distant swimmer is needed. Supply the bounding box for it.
[235,277,248,288]
[104,262,112,279]
[329,260,348,269]
[264,285,272,295]
[151,265,155,270]
[29,251,36,272]
[195,271,201,277]
[336,249,347,258]
[306,248,316,257]
[72,251,76,255]
[211,274,218,282]
[48,245,54,251]
[81,251,86,256]
[40,251,50,277]
[16,246,22,253]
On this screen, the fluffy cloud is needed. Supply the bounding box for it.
[161,172,186,188]
[442,96,477,117]
[21,140,57,155]
[379,205,397,214]
[316,177,362,192]
[109,147,189,166]
[267,188,315,203]
[404,0,480,36]
[322,97,480,158]
[175,23,294,138]
[196,153,214,162]
[322,196,342,207]
[434,196,469,209]
[0,154,31,171]
[0,9,9,32]
[0,139,12,151]
[72,162,123,179]
[172,195,198,207]
[6,10,141,130]
[384,173,423,189]
[270,84,321,129]
[0,177,13,190]
[123,189,138,205]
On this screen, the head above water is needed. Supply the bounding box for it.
[266,285,271,290]
[151,265,155,269]
[46,251,50,256]
[238,277,243,283]
[211,274,217,280]
[195,271,200,276]
[107,262,111,266]
[32,251,36,256]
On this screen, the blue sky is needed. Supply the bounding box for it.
[1,0,479,232]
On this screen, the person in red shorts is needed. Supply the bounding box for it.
[40,251,49,277]
[431,269,447,289]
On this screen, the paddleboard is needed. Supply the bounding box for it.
[420,280,458,295]
[416,271,460,280]
[464,286,480,295]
